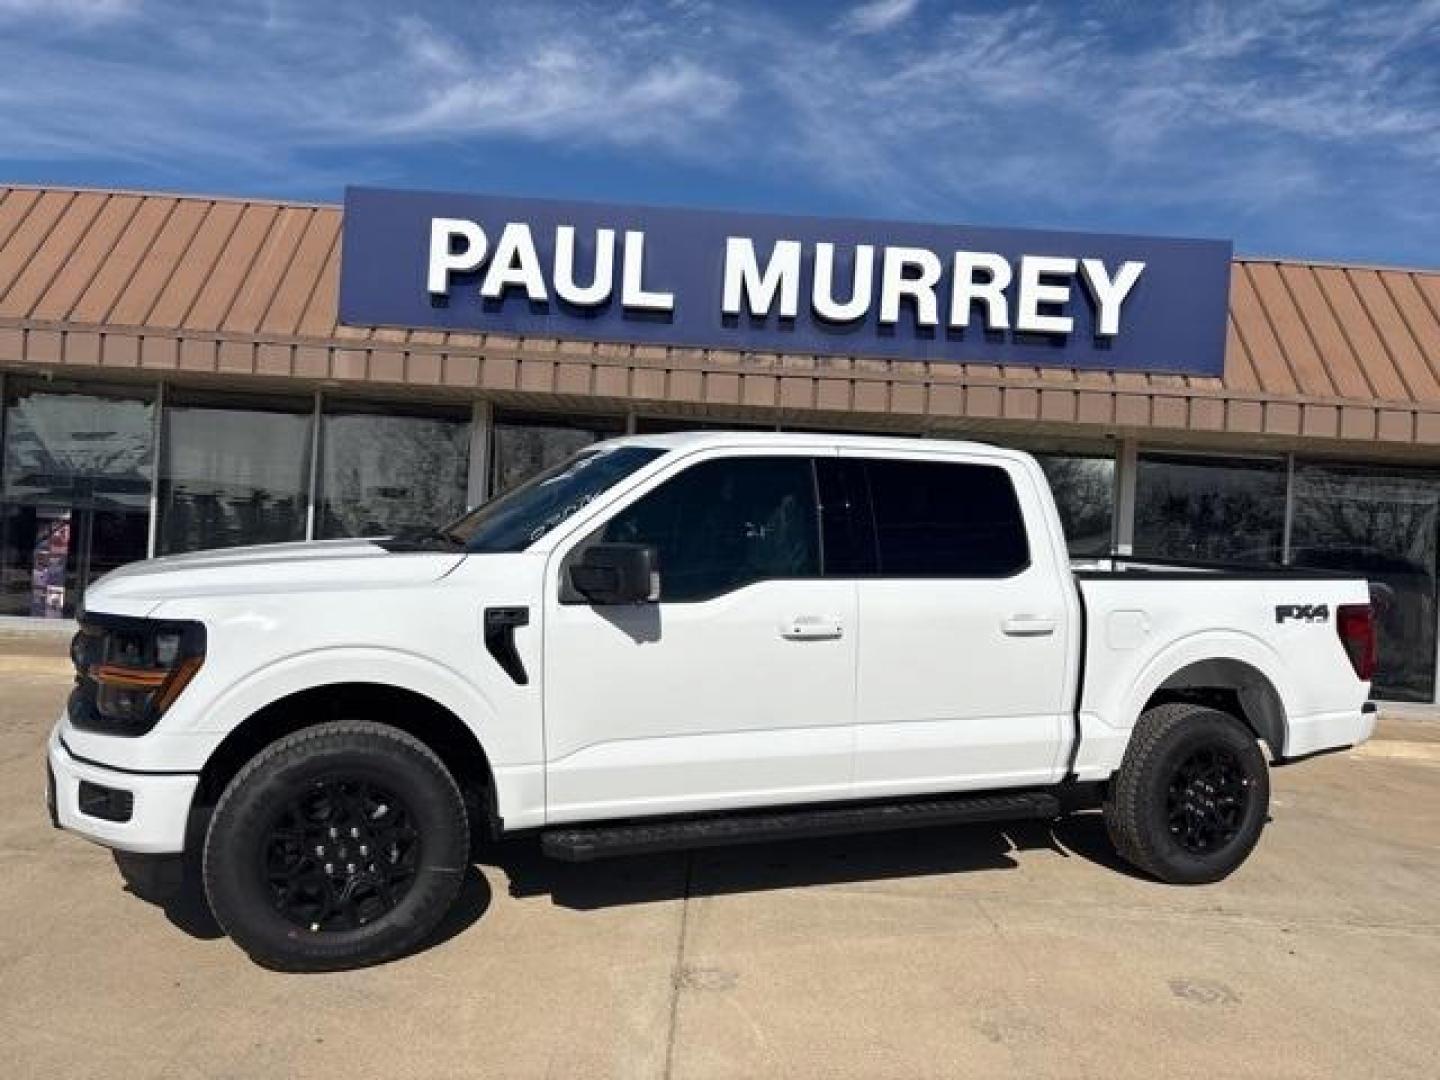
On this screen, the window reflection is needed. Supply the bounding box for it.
[600,456,820,600]
[158,398,312,554]
[0,382,153,617]
[1035,454,1115,557]
[1135,454,1285,565]
[318,405,470,539]
[491,412,623,495]
[1290,462,1440,702]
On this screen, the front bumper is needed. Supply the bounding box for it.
[47,729,198,854]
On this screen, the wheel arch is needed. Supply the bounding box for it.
[1144,657,1287,757]
[194,682,500,838]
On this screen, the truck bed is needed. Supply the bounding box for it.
[1068,558,1373,779]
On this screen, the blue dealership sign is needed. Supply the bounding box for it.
[339,186,1232,376]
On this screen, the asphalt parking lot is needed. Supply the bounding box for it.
[3,639,1438,1079]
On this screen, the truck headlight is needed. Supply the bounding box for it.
[68,615,207,736]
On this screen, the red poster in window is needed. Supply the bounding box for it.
[30,510,71,619]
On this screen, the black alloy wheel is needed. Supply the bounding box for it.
[204,721,470,971]
[1104,702,1270,884]
[262,777,420,932]
[1164,745,1252,854]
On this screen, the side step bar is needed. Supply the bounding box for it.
[541,791,1062,862]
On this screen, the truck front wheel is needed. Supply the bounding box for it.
[1103,702,1270,884]
[203,721,470,971]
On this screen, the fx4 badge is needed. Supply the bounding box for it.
[1276,603,1329,624]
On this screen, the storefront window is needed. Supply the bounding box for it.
[1035,454,1115,557]
[1135,453,1285,565]
[0,381,154,617]
[317,402,470,539]
[1290,462,1440,702]
[491,411,623,495]
[158,394,312,554]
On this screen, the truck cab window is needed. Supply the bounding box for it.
[599,456,820,601]
[862,458,1028,576]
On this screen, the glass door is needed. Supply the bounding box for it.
[0,382,155,618]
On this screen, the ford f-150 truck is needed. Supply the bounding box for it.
[46,433,1378,970]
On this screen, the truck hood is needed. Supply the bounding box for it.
[84,539,466,610]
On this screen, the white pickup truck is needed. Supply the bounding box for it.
[47,432,1378,970]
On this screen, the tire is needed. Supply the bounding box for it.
[1103,702,1269,885]
[203,721,470,971]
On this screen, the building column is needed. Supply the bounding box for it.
[303,390,323,541]
[467,399,494,508]
[1112,437,1139,556]
[145,380,165,558]
[1280,453,1296,564]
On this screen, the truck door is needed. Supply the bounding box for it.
[835,450,1075,795]
[542,449,857,823]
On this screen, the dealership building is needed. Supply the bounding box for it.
[1,182,1439,702]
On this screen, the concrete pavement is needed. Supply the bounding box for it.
[2,651,1437,1079]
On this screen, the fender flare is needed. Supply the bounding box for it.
[189,646,500,750]
[1119,629,1296,745]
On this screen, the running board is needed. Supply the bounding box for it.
[541,791,1062,862]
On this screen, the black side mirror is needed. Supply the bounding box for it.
[569,543,660,605]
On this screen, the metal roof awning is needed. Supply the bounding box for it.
[1,184,1438,451]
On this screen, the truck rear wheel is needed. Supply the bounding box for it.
[203,721,470,971]
[1103,702,1269,884]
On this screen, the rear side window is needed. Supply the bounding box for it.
[598,456,820,601]
[862,459,1029,577]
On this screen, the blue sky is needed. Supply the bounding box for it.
[1,0,1437,267]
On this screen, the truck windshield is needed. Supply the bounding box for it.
[442,445,667,553]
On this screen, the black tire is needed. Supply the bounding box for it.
[1103,702,1269,884]
[203,721,470,971]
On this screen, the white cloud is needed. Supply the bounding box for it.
[839,0,920,35]
[0,0,136,22]
[364,16,740,149]
[764,0,1440,219]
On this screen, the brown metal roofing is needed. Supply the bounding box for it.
[2,183,1440,448]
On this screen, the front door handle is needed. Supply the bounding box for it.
[1001,614,1057,637]
[781,615,843,640]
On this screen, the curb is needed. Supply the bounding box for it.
[1354,740,1440,764]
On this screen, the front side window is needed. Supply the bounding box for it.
[597,456,820,602]
[862,458,1029,577]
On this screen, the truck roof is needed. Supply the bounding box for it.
[603,429,1017,457]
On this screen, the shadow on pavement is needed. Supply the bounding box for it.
[114,849,224,940]
[113,850,493,958]
[110,811,1151,958]
[486,810,1152,910]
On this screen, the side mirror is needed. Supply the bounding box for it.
[569,543,660,605]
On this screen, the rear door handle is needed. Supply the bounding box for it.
[1001,614,1057,637]
[781,615,844,640]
